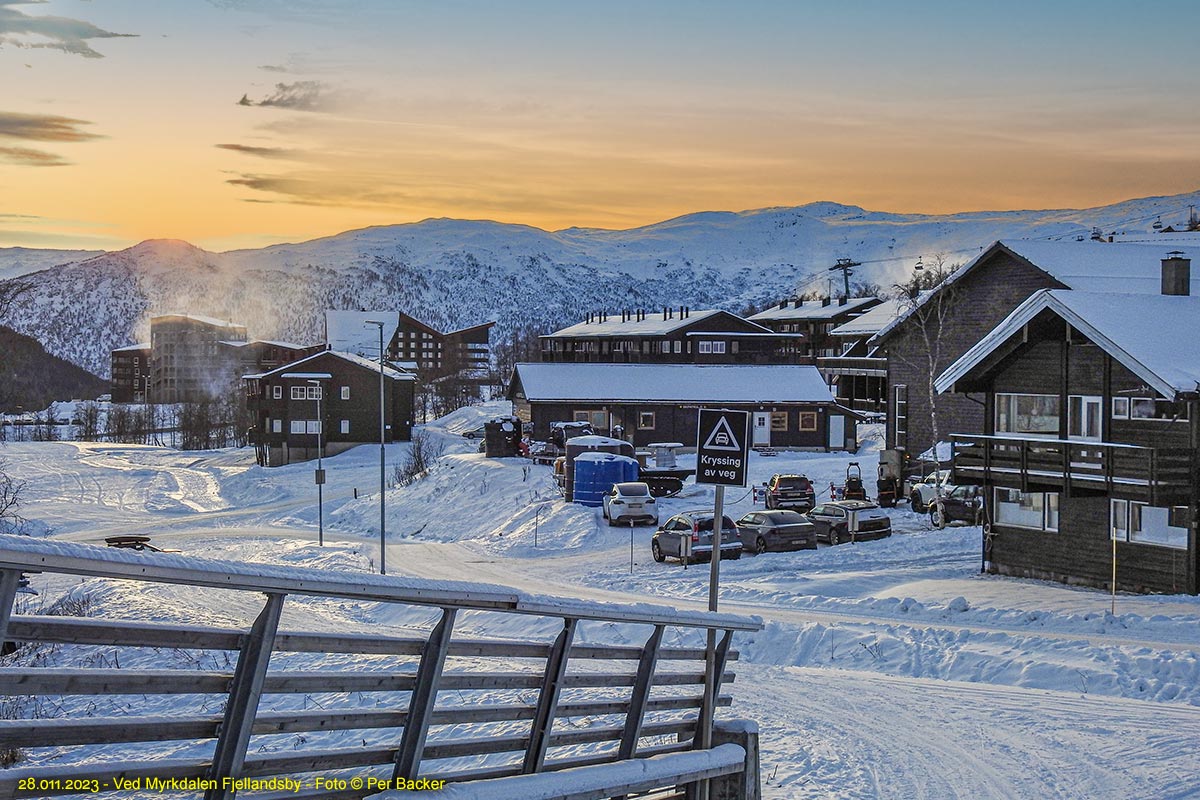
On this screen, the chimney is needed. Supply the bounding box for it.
[792,299,801,308]
[779,299,787,310]
[839,296,847,306]
[684,307,690,318]
[822,296,831,307]
[1162,252,1191,296]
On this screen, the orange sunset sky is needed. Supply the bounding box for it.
[2,0,1198,251]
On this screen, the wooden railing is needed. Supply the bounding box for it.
[0,537,760,800]
[950,434,1193,504]
[815,356,887,377]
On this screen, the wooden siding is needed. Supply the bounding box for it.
[987,494,1191,594]
[520,400,855,451]
[885,247,1065,457]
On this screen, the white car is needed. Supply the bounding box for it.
[908,470,956,512]
[602,482,659,527]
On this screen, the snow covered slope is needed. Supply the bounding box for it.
[4,190,1200,376]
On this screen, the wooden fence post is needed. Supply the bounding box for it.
[523,617,577,773]
[619,625,664,759]
[205,592,285,800]
[393,607,457,780]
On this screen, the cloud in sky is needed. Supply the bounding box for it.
[237,80,336,112]
[0,145,70,166]
[0,111,100,142]
[0,0,135,59]
[0,110,99,167]
[216,143,301,159]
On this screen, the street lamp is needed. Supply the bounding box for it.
[364,320,387,575]
[307,378,324,546]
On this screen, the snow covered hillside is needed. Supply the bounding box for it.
[5,406,1200,797]
[3,190,1199,377]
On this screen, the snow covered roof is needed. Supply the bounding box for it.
[112,342,150,352]
[222,339,311,350]
[325,310,400,357]
[244,349,416,382]
[873,240,1200,344]
[749,296,878,322]
[545,310,770,338]
[829,296,916,338]
[513,363,835,404]
[150,313,244,330]
[935,289,1200,399]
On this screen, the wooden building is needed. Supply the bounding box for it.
[149,314,247,404]
[540,308,806,365]
[873,240,1200,461]
[936,262,1199,594]
[748,296,881,359]
[243,350,417,466]
[508,363,859,451]
[821,297,915,413]
[324,310,494,375]
[110,343,151,403]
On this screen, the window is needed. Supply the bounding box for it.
[307,386,322,400]
[994,489,1058,531]
[798,412,817,431]
[289,420,305,434]
[291,386,306,400]
[574,410,607,429]
[341,386,350,400]
[996,393,1060,435]
[1067,395,1101,440]
[712,341,726,354]
[272,385,282,400]
[1112,500,1187,548]
[673,340,682,354]
[340,420,350,435]
[1112,397,1129,418]
[1129,397,1189,421]
[305,420,321,434]
[638,412,655,430]
[770,411,788,431]
[272,419,281,434]
[698,341,713,354]
[730,341,738,354]
[893,385,907,448]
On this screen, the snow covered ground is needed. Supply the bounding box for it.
[4,403,1200,798]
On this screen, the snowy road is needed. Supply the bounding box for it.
[5,422,1200,799]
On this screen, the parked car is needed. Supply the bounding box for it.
[908,470,956,512]
[602,482,659,526]
[461,425,488,440]
[764,473,817,511]
[735,510,817,554]
[929,484,984,528]
[807,500,892,545]
[652,511,743,564]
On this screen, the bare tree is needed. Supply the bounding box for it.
[890,254,961,497]
[0,460,25,534]
[0,279,32,323]
[392,429,446,487]
[77,402,102,442]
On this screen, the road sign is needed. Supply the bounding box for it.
[695,408,751,487]
[314,469,326,485]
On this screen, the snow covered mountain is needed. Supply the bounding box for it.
[3,190,1198,378]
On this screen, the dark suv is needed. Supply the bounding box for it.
[652,511,744,564]
[764,474,817,511]
[808,500,892,545]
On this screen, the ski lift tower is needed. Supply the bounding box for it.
[828,258,860,299]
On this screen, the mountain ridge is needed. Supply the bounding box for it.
[2,189,1198,379]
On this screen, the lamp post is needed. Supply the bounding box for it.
[364,320,387,575]
[307,378,324,546]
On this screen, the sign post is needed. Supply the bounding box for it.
[693,408,750,797]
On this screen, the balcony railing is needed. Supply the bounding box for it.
[950,433,1193,505]
[816,356,887,377]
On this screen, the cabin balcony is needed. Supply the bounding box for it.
[816,356,887,378]
[950,433,1193,505]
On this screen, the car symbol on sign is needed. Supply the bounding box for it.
[713,432,730,446]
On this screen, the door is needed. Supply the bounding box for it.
[828,414,845,451]
[1068,395,1102,440]
[753,412,770,446]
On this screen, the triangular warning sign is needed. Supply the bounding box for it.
[702,415,742,452]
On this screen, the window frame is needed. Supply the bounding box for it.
[638,411,655,430]
[798,411,817,432]
[290,386,306,401]
[272,385,282,400]
[341,386,350,401]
